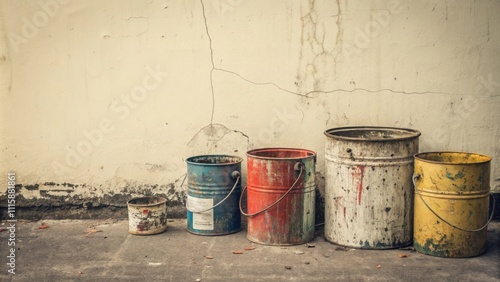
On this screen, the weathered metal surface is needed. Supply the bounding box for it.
[127,196,168,235]
[245,148,316,246]
[324,126,420,249]
[186,155,242,235]
[413,152,491,257]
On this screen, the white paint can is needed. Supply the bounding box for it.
[127,196,168,235]
[324,126,420,248]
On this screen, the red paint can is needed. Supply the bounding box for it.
[241,148,316,245]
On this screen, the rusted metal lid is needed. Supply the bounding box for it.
[414,152,491,164]
[127,196,167,207]
[324,126,421,142]
[186,155,243,165]
[246,148,316,160]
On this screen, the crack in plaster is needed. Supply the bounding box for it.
[215,67,454,97]
[332,0,343,77]
[298,0,323,92]
[187,123,250,147]
[215,68,311,98]
[200,0,216,126]
[192,1,253,150]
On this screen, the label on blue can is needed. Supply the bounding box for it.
[188,196,214,230]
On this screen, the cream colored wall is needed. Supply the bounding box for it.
[1,0,499,213]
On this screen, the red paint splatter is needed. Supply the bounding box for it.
[352,166,365,205]
[142,209,150,215]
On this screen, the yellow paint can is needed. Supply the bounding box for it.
[413,152,493,257]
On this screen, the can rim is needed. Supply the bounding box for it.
[186,154,243,165]
[414,151,492,165]
[324,126,421,142]
[127,196,167,207]
[246,147,317,160]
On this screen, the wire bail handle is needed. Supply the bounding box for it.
[186,171,241,214]
[412,173,495,232]
[239,162,304,217]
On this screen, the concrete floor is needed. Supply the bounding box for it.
[0,219,499,281]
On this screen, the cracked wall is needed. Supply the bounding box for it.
[0,0,499,219]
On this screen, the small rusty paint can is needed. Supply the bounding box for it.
[413,152,492,257]
[324,126,420,249]
[186,155,242,235]
[243,148,316,245]
[127,196,168,235]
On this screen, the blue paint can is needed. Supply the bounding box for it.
[186,155,242,235]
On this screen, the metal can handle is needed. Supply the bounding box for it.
[186,171,241,214]
[239,163,304,217]
[413,173,495,232]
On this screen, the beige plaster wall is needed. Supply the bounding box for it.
[0,0,499,216]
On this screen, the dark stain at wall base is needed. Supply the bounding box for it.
[0,181,188,220]
[0,192,188,220]
[23,184,39,191]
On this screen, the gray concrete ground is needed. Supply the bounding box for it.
[0,219,499,281]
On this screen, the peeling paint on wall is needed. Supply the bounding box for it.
[0,175,188,219]
[187,123,250,153]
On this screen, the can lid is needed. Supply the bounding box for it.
[324,126,421,142]
[246,148,316,160]
[186,155,243,165]
[127,196,167,207]
[414,152,492,165]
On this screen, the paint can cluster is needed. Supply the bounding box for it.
[127,148,317,246]
[184,149,317,246]
[126,126,493,258]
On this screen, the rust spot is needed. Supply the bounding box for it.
[137,220,150,231]
[142,209,150,215]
